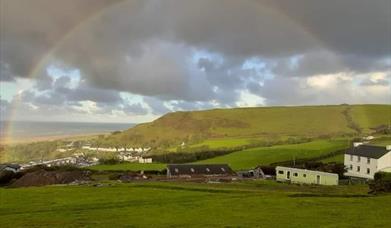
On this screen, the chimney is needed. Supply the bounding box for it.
[353,142,364,147]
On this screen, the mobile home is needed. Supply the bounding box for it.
[276,166,338,186]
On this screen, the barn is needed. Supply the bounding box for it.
[166,164,235,178]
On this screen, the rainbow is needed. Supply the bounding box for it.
[2,0,336,143]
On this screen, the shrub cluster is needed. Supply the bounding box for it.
[369,172,391,194]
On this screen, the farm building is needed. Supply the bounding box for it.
[166,164,235,178]
[276,166,339,186]
[344,144,391,179]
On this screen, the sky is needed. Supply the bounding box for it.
[0,0,390,123]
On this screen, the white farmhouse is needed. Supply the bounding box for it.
[138,157,153,163]
[344,144,391,179]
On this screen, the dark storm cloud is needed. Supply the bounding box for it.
[1,0,390,108]
[262,0,391,58]
[0,0,123,80]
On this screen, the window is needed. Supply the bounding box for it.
[278,170,284,174]
[349,164,353,170]
[367,158,370,164]
[357,156,361,162]
[303,174,307,178]
[350,155,353,161]
[357,166,360,172]
[367,168,370,174]
[293,173,298,177]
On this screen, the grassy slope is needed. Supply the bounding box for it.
[1,181,390,227]
[369,136,391,146]
[319,154,344,163]
[188,137,258,149]
[88,163,166,171]
[196,139,349,170]
[350,105,391,132]
[118,105,390,149]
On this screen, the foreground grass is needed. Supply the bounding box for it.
[0,180,390,227]
[196,139,349,170]
[88,163,166,171]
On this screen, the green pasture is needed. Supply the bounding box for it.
[1,180,390,227]
[196,139,349,170]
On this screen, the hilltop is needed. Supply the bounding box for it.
[114,104,390,149]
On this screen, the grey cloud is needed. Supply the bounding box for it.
[0,62,14,81]
[273,51,391,77]
[257,77,313,106]
[143,97,171,115]
[67,84,122,104]
[360,79,390,87]
[170,100,217,112]
[1,0,390,112]
[0,98,10,120]
[35,73,54,91]
[123,103,148,116]
[1,0,122,80]
[262,0,391,58]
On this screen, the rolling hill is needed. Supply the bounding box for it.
[195,139,348,170]
[114,104,390,149]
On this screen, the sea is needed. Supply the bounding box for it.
[0,121,135,141]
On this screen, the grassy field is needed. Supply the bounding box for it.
[88,163,166,171]
[1,180,390,227]
[189,137,260,149]
[196,139,349,170]
[369,136,391,147]
[319,154,344,163]
[350,105,391,132]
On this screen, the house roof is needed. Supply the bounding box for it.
[276,166,338,177]
[167,164,235,176]
[0,163,21,171]
[346,145,390,159]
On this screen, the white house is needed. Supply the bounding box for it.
[344,144,391,179]
[138,157,153,163]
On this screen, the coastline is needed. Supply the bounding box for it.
[0,133,104,145]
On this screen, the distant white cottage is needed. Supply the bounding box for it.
[344,144,391,179]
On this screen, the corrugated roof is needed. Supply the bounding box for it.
[346,145,390,159]
[167,164,235,176]
[0,163,21,171]
[276,166,338,177]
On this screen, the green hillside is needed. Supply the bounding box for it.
[115,104,390,149]
[195,139,349,170]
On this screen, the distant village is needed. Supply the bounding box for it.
[2,141,154,172]
[1,135,391,189]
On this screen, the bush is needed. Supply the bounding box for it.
[369,172,391,194]
[99,158,121,165]
[0,170,17,185]
[374,172,391,182]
